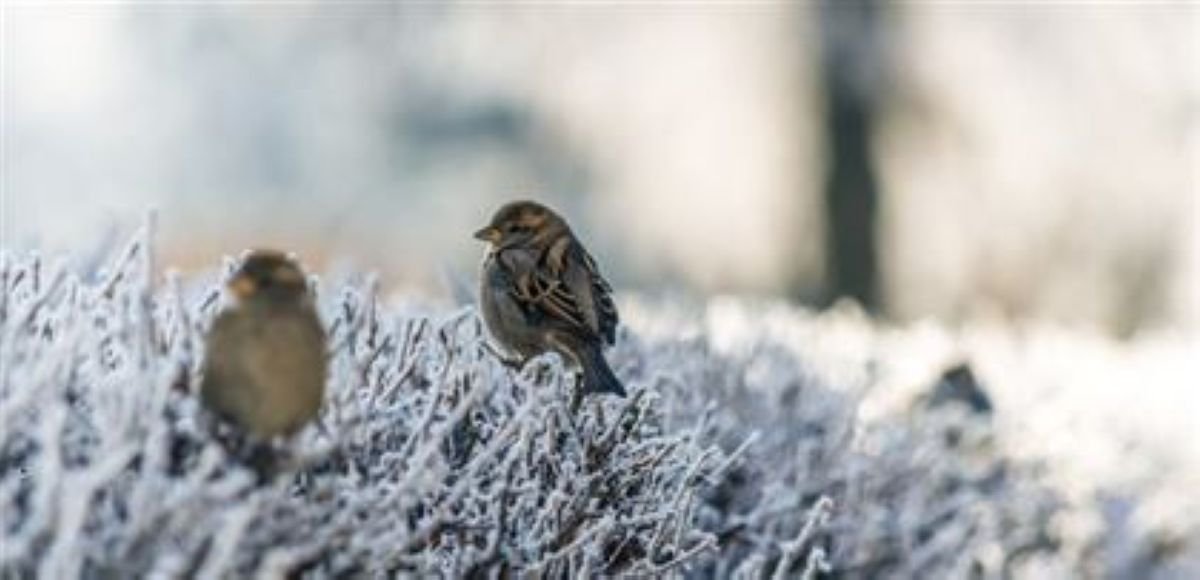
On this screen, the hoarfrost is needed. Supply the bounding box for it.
[0,232,1190,578]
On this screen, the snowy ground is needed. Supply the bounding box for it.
[1,233,1196,578]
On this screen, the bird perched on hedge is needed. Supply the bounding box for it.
[201,250,328,444]
[474,200,626,398]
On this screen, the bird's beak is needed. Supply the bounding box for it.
[473,226,500,243]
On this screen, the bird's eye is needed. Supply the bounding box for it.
[507,224,524,234]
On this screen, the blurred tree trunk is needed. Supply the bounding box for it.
[816,0,883,311]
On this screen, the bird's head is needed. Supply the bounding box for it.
[473,200,568,250]
[228,250,311,305]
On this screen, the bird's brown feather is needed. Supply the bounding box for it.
[503,235,617,345]
[477,200,625,397]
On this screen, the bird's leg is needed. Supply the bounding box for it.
[245,440,281,486]
[569,372,585,414]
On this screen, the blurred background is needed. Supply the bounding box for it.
[2,1,1196,335]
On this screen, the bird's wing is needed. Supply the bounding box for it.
[579,246,619,345]
[200,310,254,416]
[519,236,618,345]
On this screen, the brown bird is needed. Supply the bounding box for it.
[200,250,328,441]
[474,200,626,398]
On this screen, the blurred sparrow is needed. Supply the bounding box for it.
[201,250,328,441]
[474,200,626,398]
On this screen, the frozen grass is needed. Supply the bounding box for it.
[0,230,1194,578]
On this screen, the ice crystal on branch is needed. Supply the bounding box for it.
[4,230,1153,578]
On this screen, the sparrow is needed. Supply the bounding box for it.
[200,250,328,441]
[474,200,626,398]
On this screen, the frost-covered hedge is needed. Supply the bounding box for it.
[0,232,1093,578]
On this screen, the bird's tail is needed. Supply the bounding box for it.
[579,344,626,398]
